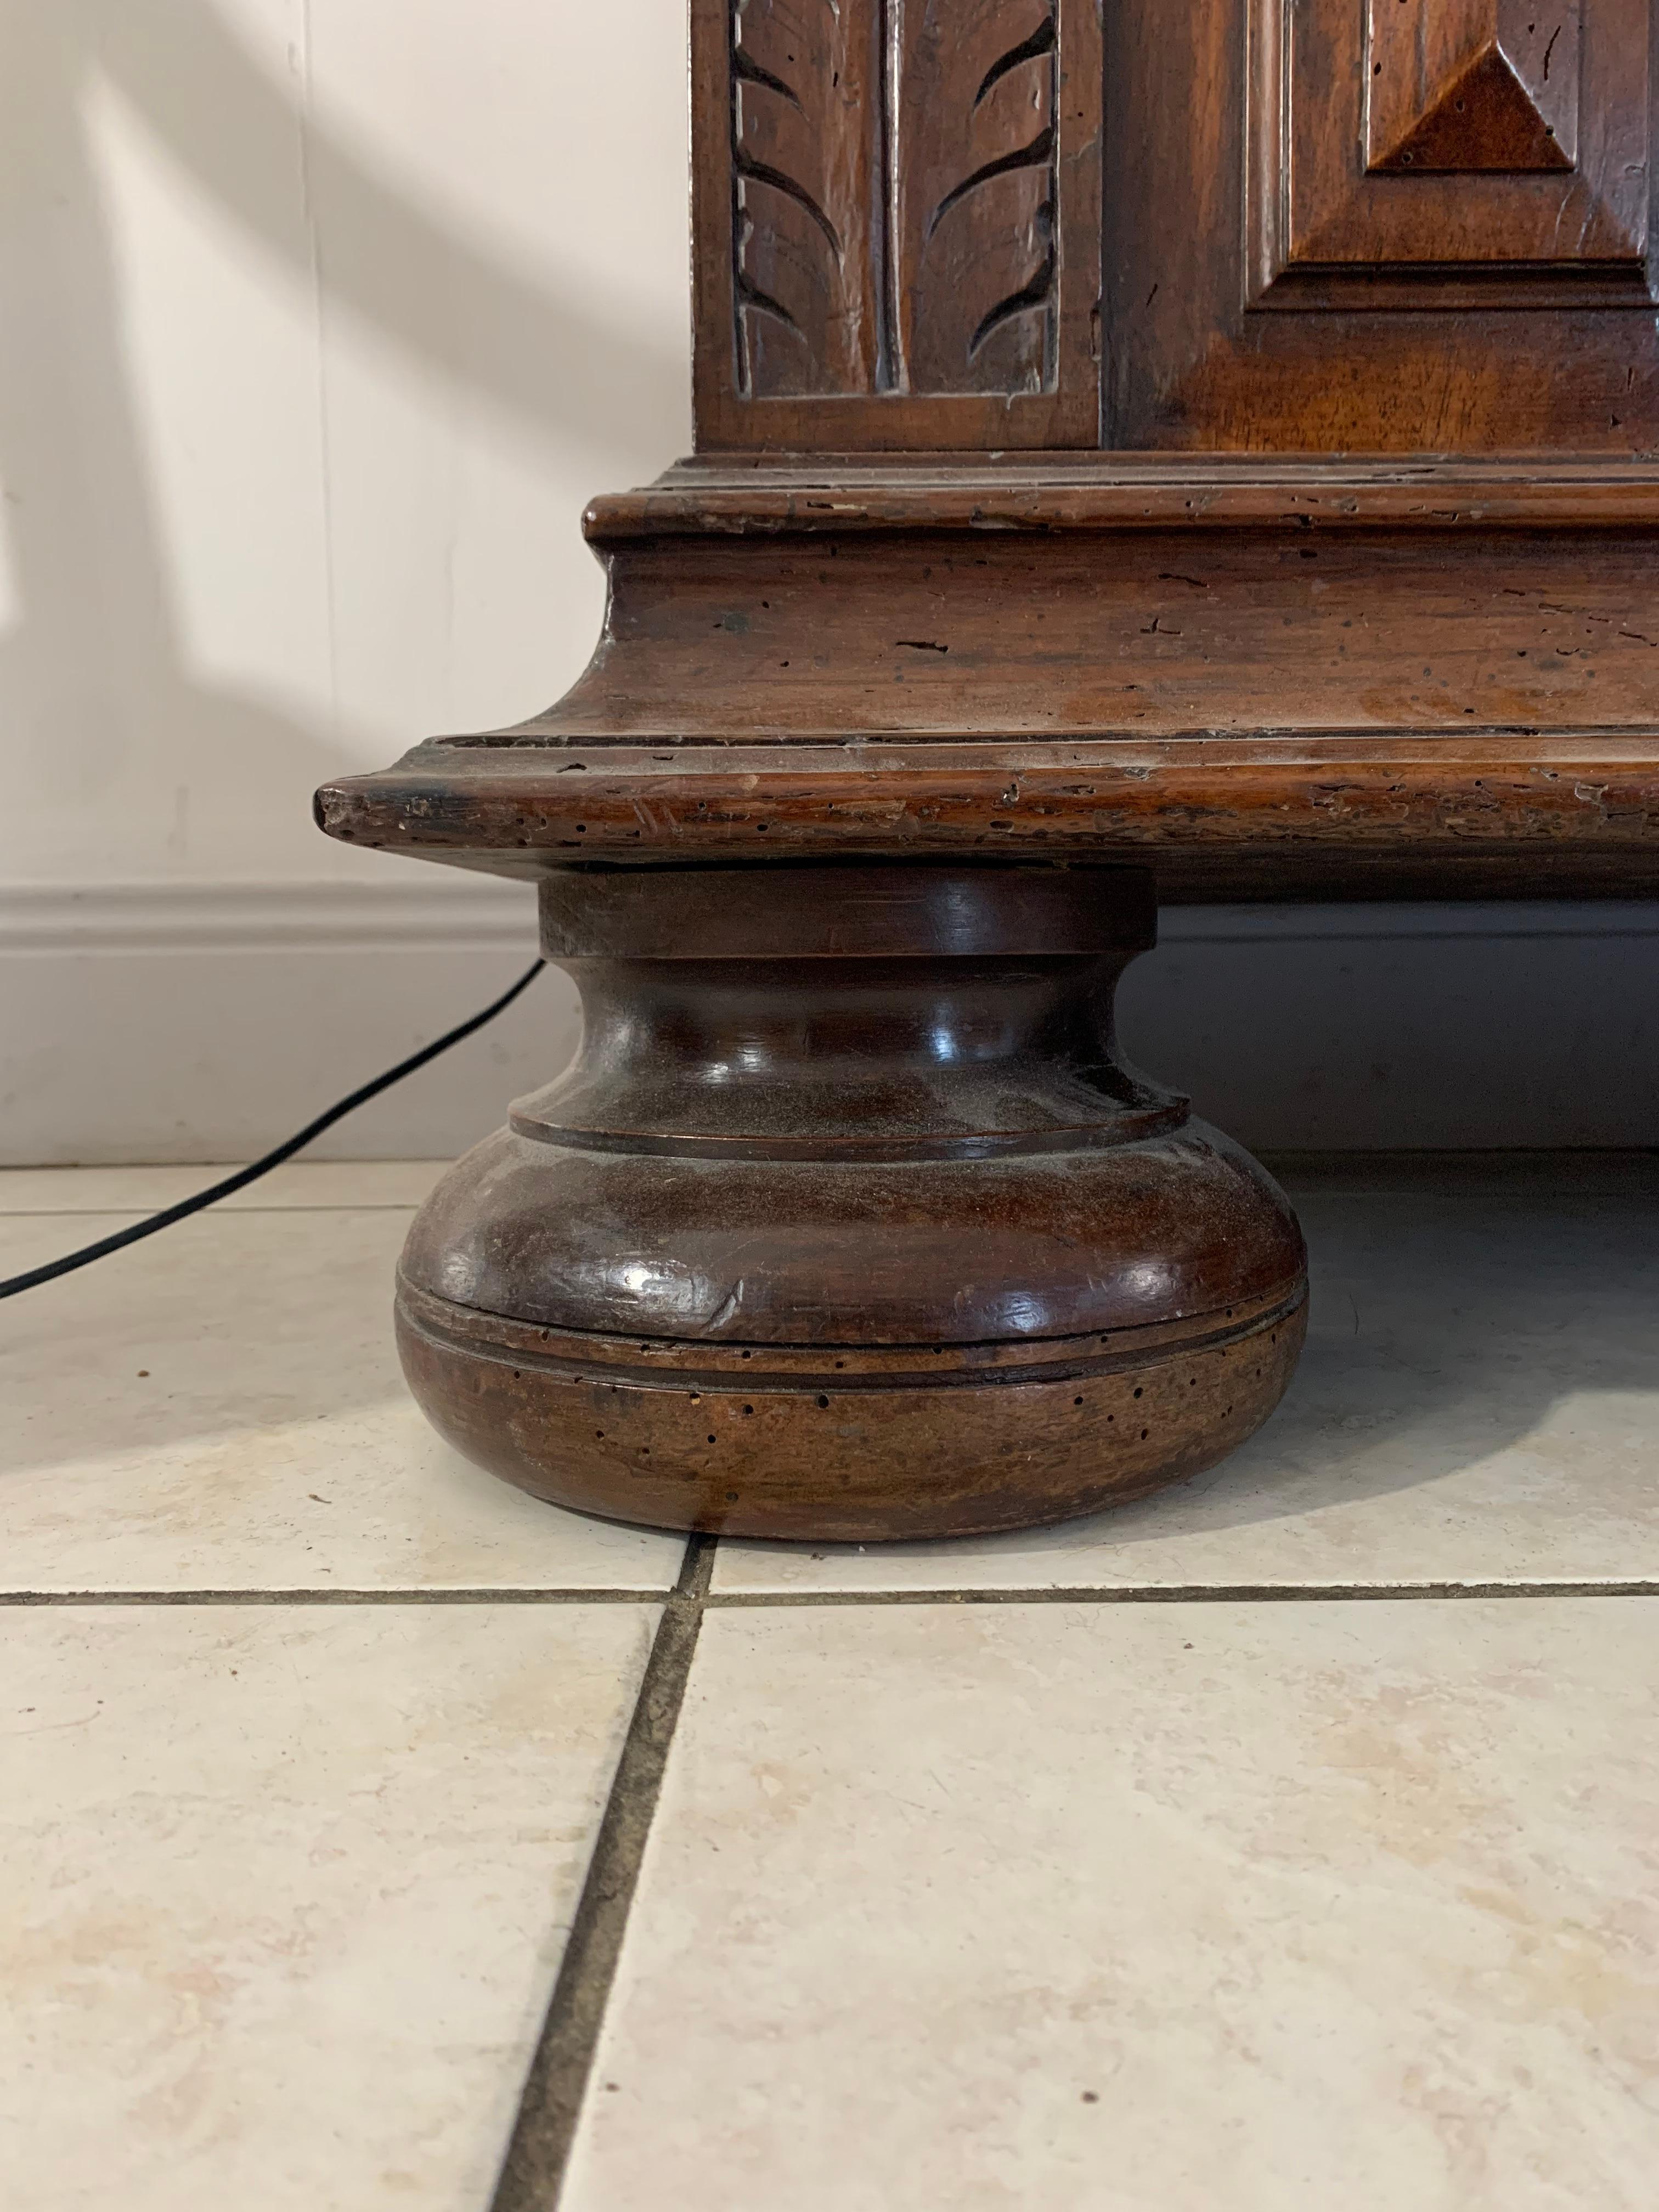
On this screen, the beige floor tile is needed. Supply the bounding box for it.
[0,1208,682,1592]
[0,1160,451,1214]
[2,1601,653,2212]
[564,1598,1659,2212]
[715,1164,1659,1594]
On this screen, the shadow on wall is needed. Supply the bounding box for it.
[0,0,688,856]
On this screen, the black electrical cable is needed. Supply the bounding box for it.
[0,957,545,1302]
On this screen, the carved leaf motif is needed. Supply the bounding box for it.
[732,0,883,397]
[891,0,1058,394]
[729,0,1062,401]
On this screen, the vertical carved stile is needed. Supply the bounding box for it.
[732,0,883,396]
[890,0,1058,394]
[729,0,1060,402]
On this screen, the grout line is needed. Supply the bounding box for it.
[0,1587,671,1608]
[489,1532,718,2212]
[6,1577,1658,1610]
[703,1578,1659,1607]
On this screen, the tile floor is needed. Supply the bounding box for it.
[3,1154,1658,2210]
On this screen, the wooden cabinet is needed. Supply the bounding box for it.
[1115,0,1659,447]
[319,1,1659,1543]
[691,0,1659,449]
[694,0,1101,447]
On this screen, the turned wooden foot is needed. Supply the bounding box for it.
[393,864,1306,1542]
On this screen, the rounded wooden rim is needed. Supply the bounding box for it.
[536,862,1157,961]
[397,1274,1308,1392]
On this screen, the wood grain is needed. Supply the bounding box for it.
[390,864,1307,1541]
[318,733,1659,901]
[397,1283,1308,1542]
[693,0,1098,447]
[891,0,1057,394]
[1368,2,1580,174]
[1274,0,1642,281]
[315,456,1659,899]
[732,0,883,396]
[590,454,1659,533]
[511,523,1659,744]
[1113,0,1659,446]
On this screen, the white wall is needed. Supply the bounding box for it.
[0,0,687,1161]
[0,1,1652,1161]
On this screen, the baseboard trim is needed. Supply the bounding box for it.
[0,876,537,955]
[0,880,564,1165]
[1160,899,1659,944]
[1,883,1654,1160]
[3,881,1655,957]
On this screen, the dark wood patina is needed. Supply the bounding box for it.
[318,0,1659,1538]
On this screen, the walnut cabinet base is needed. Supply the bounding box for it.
[318,0,1659,1538]
[394,864,1307,1542]
[320,459,1659,1539]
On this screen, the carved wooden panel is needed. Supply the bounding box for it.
[1105,0,1659,450]
[1251,0,1652,307]
[694,0,1099,449]
[1367,1,1578,174]
[730,2,884,399]
[889,2,1059,397]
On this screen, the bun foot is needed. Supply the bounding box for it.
[396,864,1308,1542]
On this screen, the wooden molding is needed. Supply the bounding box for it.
[1249,0,1650,311]
[314,456,1659,900]
[591,454,1659,534]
